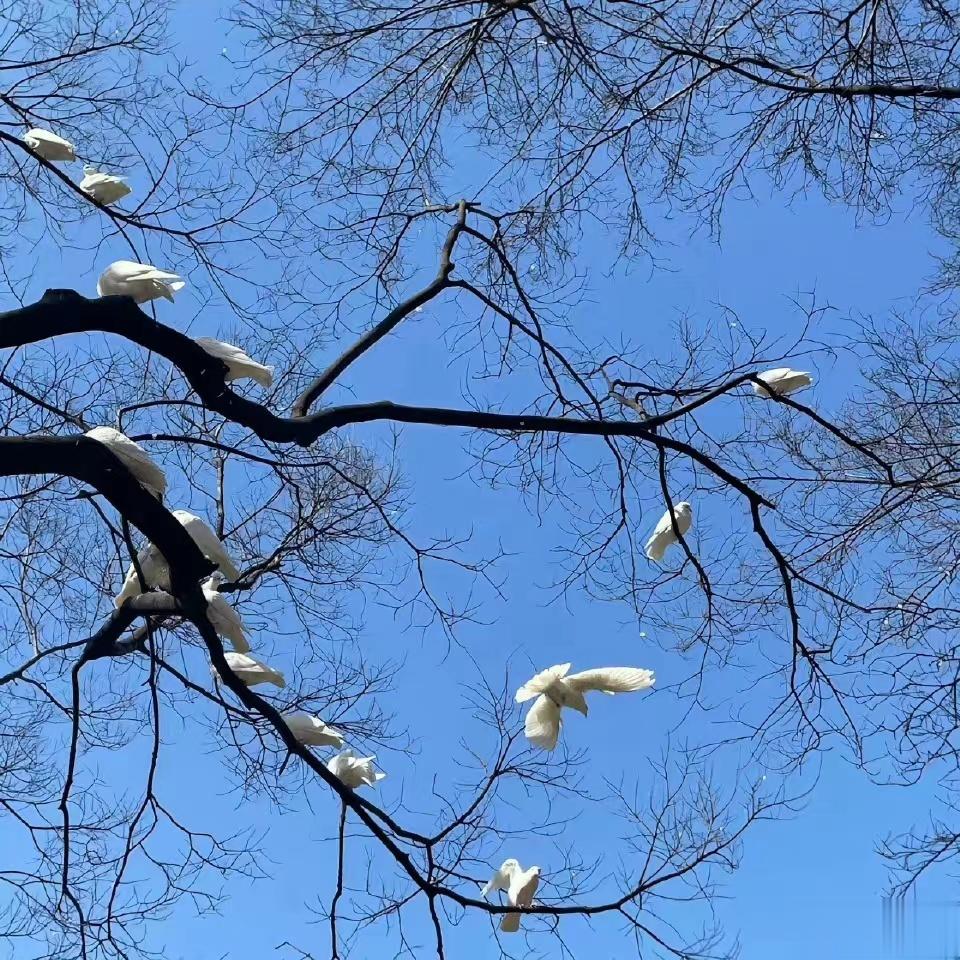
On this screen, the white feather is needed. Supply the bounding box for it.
[283,711,344,748]
[114,512,240,606]
[201,578,248,652]
[566,667,656,694]
[500,863,540,933]
[85,426,166,498]
[114,544,169,607]
[524,695,562,751]
[215,651,285,688]
[326,749,385,789]
[23,128,75,162]
[79,165,131,206]
[644,501,693,562]
[514,662,571,703]
[97,260,185,304]
[195,337,274,387]
[171,511,240,579]
[752,367,814,398]
[516,662,655,751]
[480,859,519,898]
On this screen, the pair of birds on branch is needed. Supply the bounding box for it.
[641,366,812,561]
[24,127,132,206]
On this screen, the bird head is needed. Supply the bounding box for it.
[83,164,98,176]
[204,571,226,588]
[675,501,692,516]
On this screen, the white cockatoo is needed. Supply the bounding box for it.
[215,651,286,688]
[194,337,274,388]
[23,128,75,161]
[644,501,693,562]
[516,663,655,751]
[79,165,132,205]
[201,576,249,653]
[283,711,344,748]
[85,426,166,499]
[114,510,240,606]
[113,544,169,608]
[481,858,541,933]
[97,260,185,304]
[751,367,813,398]
[172,511,239,579]
[326,749,385,789]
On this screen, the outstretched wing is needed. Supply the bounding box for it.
[480,860,517,898]
[566,667,655,695]
[515,663,572,703]
[524,695,562,751]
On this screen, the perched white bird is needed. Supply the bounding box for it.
[97,260,185,304]
[113,543,170,608]
[194,337,274,388]
[751,367,813,398]
[516,663,655,751]
[215,651,286,688]
[326,749,385,789]
[283,711,344,748]
[23,128,75,162]
[201,576,249,653]
[644,501,693,562]
[79,165,132,206]
[85,426,166,499]
[114,510,240,607]
[481,858,541,933]
[172,511,240,579]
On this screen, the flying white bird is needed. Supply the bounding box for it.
[283,711,344,748]
[85,426,166,499]
[326,749,385,789]
[97,260,185,304]
[201,576,249,653]
[194,337,274,387]
[751,367,813,398]
[215,651,286,688]
[114,510,240,606]
[644,501,693,561]
[516,663,655,751]
[79,165,132,206]
[23,128,75,161]
[481,858,541,933]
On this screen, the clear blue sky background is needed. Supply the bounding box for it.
[4,4,960,959]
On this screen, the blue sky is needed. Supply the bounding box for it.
[4,4,960,959]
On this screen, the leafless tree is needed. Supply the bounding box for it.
[228,0,960,267]
[4,1,960,959]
